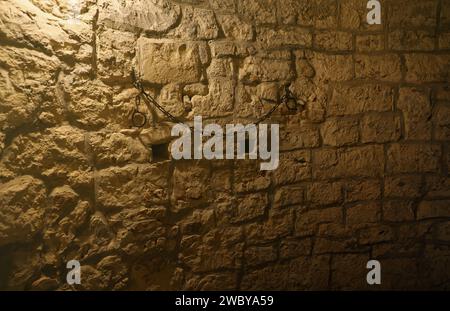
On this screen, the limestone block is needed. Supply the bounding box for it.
[97,0,180,33]
[96,163,170,209]
[136,38,206,84]
[171,7,219,40]
[0,176,47,247]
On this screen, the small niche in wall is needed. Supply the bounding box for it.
[152,143,170,162]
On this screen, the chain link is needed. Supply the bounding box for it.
[130,69,304,133]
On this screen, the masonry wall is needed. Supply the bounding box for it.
[0,0,449,290]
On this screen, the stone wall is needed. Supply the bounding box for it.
[0,0,449,290]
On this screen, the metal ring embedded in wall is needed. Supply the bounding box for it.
[132,110,147,128]
[281,87,301,112]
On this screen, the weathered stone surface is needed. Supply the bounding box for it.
[0,0,83,55]
[356,34,384,52]
[184,272,237,290]
[171,7,219,40]
[171,162,210,211]
[239,56,294,83]
[277,0,337,28]
[237,0,277,24]
[313,145,385,179]
[0,46,61,131]
[2,126,89,179]
[62,75,115,129]
[235,83,282,119]
[315,31,353,51]
[234,161,271,193]
[180,227,244,272]
[279,238,312,259]
[346,202,381,226]
[405,54,450,82]
[191,79,234,117]
[340,0,383,30]
[207,58,234,79]
[136,38,206,84]
[331,253,370,290]
[0,69,38,132]
[218,15,253,41]
[280,120,320,150]
[88,131,150,166]
[50,185,79,210]
[241,255,329,290]
[256,26,312,48]
[274,185,304,208]
[327,84,394,116]
[309,53,353,82]
[387,144,441,174]
[383,201,415,222]
[158,83,187,118]
[209,0,235,13]
[307,181,342,206]
[320,118,359,147]
[231,193,268,222]
[272,150,311,185]
[345,179,381,203]
[385,175,423,199]
[433,104,450,141]
[0,176,47,247]
[388,0,438,28]
[98,0,180,33]
[295,207,342,237]
[96,28,136,83]
[0,0,449,291]
[245,245,277,267]
[388,30,435,51]
[398,87,432,140]
[355,54,402,82]
[96,163,169,209]
[246,208,294,243]
[439,32,450,49]
[360,112,401,143]
[417,200,450,220]
[425,176,450,199]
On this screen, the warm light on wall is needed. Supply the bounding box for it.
[67,0,81,23]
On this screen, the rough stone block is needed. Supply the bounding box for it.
[327,84,393,117]
[405,54,450,83]
[307,181,342,206]
[315,30,353,51]
[417,200,450,220]
[320,118,359,147]
[237,0,277,24]
[239,55,294,83]
[398,87,432,140]
[256,26,312,48]
[345,179,381,202]
[346,202,381,226]
[218,15,253,41]
[388,0,438,28]
[384,175,423,199]
[387,143,441,174]
[360,112,401,143]
[313,145,385,179]
[383,200,415,222]
[355,54,402,82]
[0,176,47,247]
[97,0,180,33]
[136,38,206,84]
[295,207,342,237]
